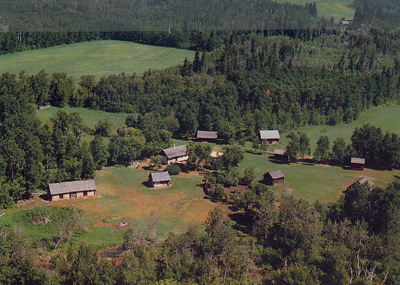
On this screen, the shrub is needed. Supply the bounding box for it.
[166,164,181,175]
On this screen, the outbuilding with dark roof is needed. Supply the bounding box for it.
[264,170,285,186]
[347,176,374,191]
[148,171,172,188]
[274,149,287,161]
[197,130,218,142]
[351,157,365,171]
[260,130,280,145]
[48,180,96,201]
[160,145,188,165]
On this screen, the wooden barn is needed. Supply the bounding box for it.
[351,157,365,171]
[160,145,188,165]
[274,149,287,161]
[197,130,218,142]
[148,171,172,188]
[348,176,374,191]
[260,130,280,145]
[264,170,285,186]
[48,180,96,201]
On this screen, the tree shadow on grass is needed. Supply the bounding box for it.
[228,212,252,234]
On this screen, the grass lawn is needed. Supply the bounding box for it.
[238,152,400,203]
[276,0,354,21]
[278,104,400,149]
[0,40,195,81]
[36,106,132,129]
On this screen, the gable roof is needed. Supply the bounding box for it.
[274,149,286,155]
[149,171,171,182]
[197,130,218,139]
[260,130,280,140]
[49,180,96,195]
[268,170,285,179]
[162,145,187,159]
[351,157,365,164]
[357,176,374,188]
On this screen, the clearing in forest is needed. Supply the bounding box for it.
[0,40,195,81]
[276,0,354,21]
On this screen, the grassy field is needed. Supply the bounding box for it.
[0,40,195,81]
[276,104,400,149]
[5,104,394,244]
[1,166,215,245]
[276,0,354,22]
[36,106,132,129]
[238,152,399,203]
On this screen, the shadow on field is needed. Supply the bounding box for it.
[39,194,50,201]
[229,212,252,234]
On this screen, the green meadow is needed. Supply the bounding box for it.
[277,0,354,21]
[0,40,195,81]
[5,103,393,243]
[279,104,400,149]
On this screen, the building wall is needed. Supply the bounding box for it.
[50,190,96,201]
[267,139,280,145]
[272,178,285,185]
[351,163,364,171]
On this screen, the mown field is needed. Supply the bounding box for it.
[278,104,400,149]
[0,40,195,81]
[276,0,354,21]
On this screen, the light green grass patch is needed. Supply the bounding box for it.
[0,40,195,81]
[238,152,400,203]
[276,0,354,21]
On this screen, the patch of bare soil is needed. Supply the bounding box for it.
[224,185,251,194]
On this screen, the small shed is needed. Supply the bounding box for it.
[197,130,218,142]
[260,130,280,145]
[264,170,285,186]
[274,149,287,161]
[148,171,172,188]
[48,180,96,201]
[351,157,365,171]
[348,176,374,191]
[160,145,188,165]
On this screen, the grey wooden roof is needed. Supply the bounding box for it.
[357,176,374,187]
[49,180,96,195]
[162,145,187,159]
[260,130,280,140]
[197,130,218,139]
[149,171,171,182]
[274,149,286,155]
[351,157,365,164]
[268,170,285,179]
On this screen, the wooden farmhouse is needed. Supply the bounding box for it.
[148,171,172,188]
[264,170,285,186]
[260,130,280,145]
[351,157,365,171]
[48,180,96,201]
[274,149,287,161]
[196,130,218,142]
[160,145,188,165]
[348,176,374,191]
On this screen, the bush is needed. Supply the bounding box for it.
[166,164,181,175]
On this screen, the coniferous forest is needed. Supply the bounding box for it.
[1,0,400,283]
